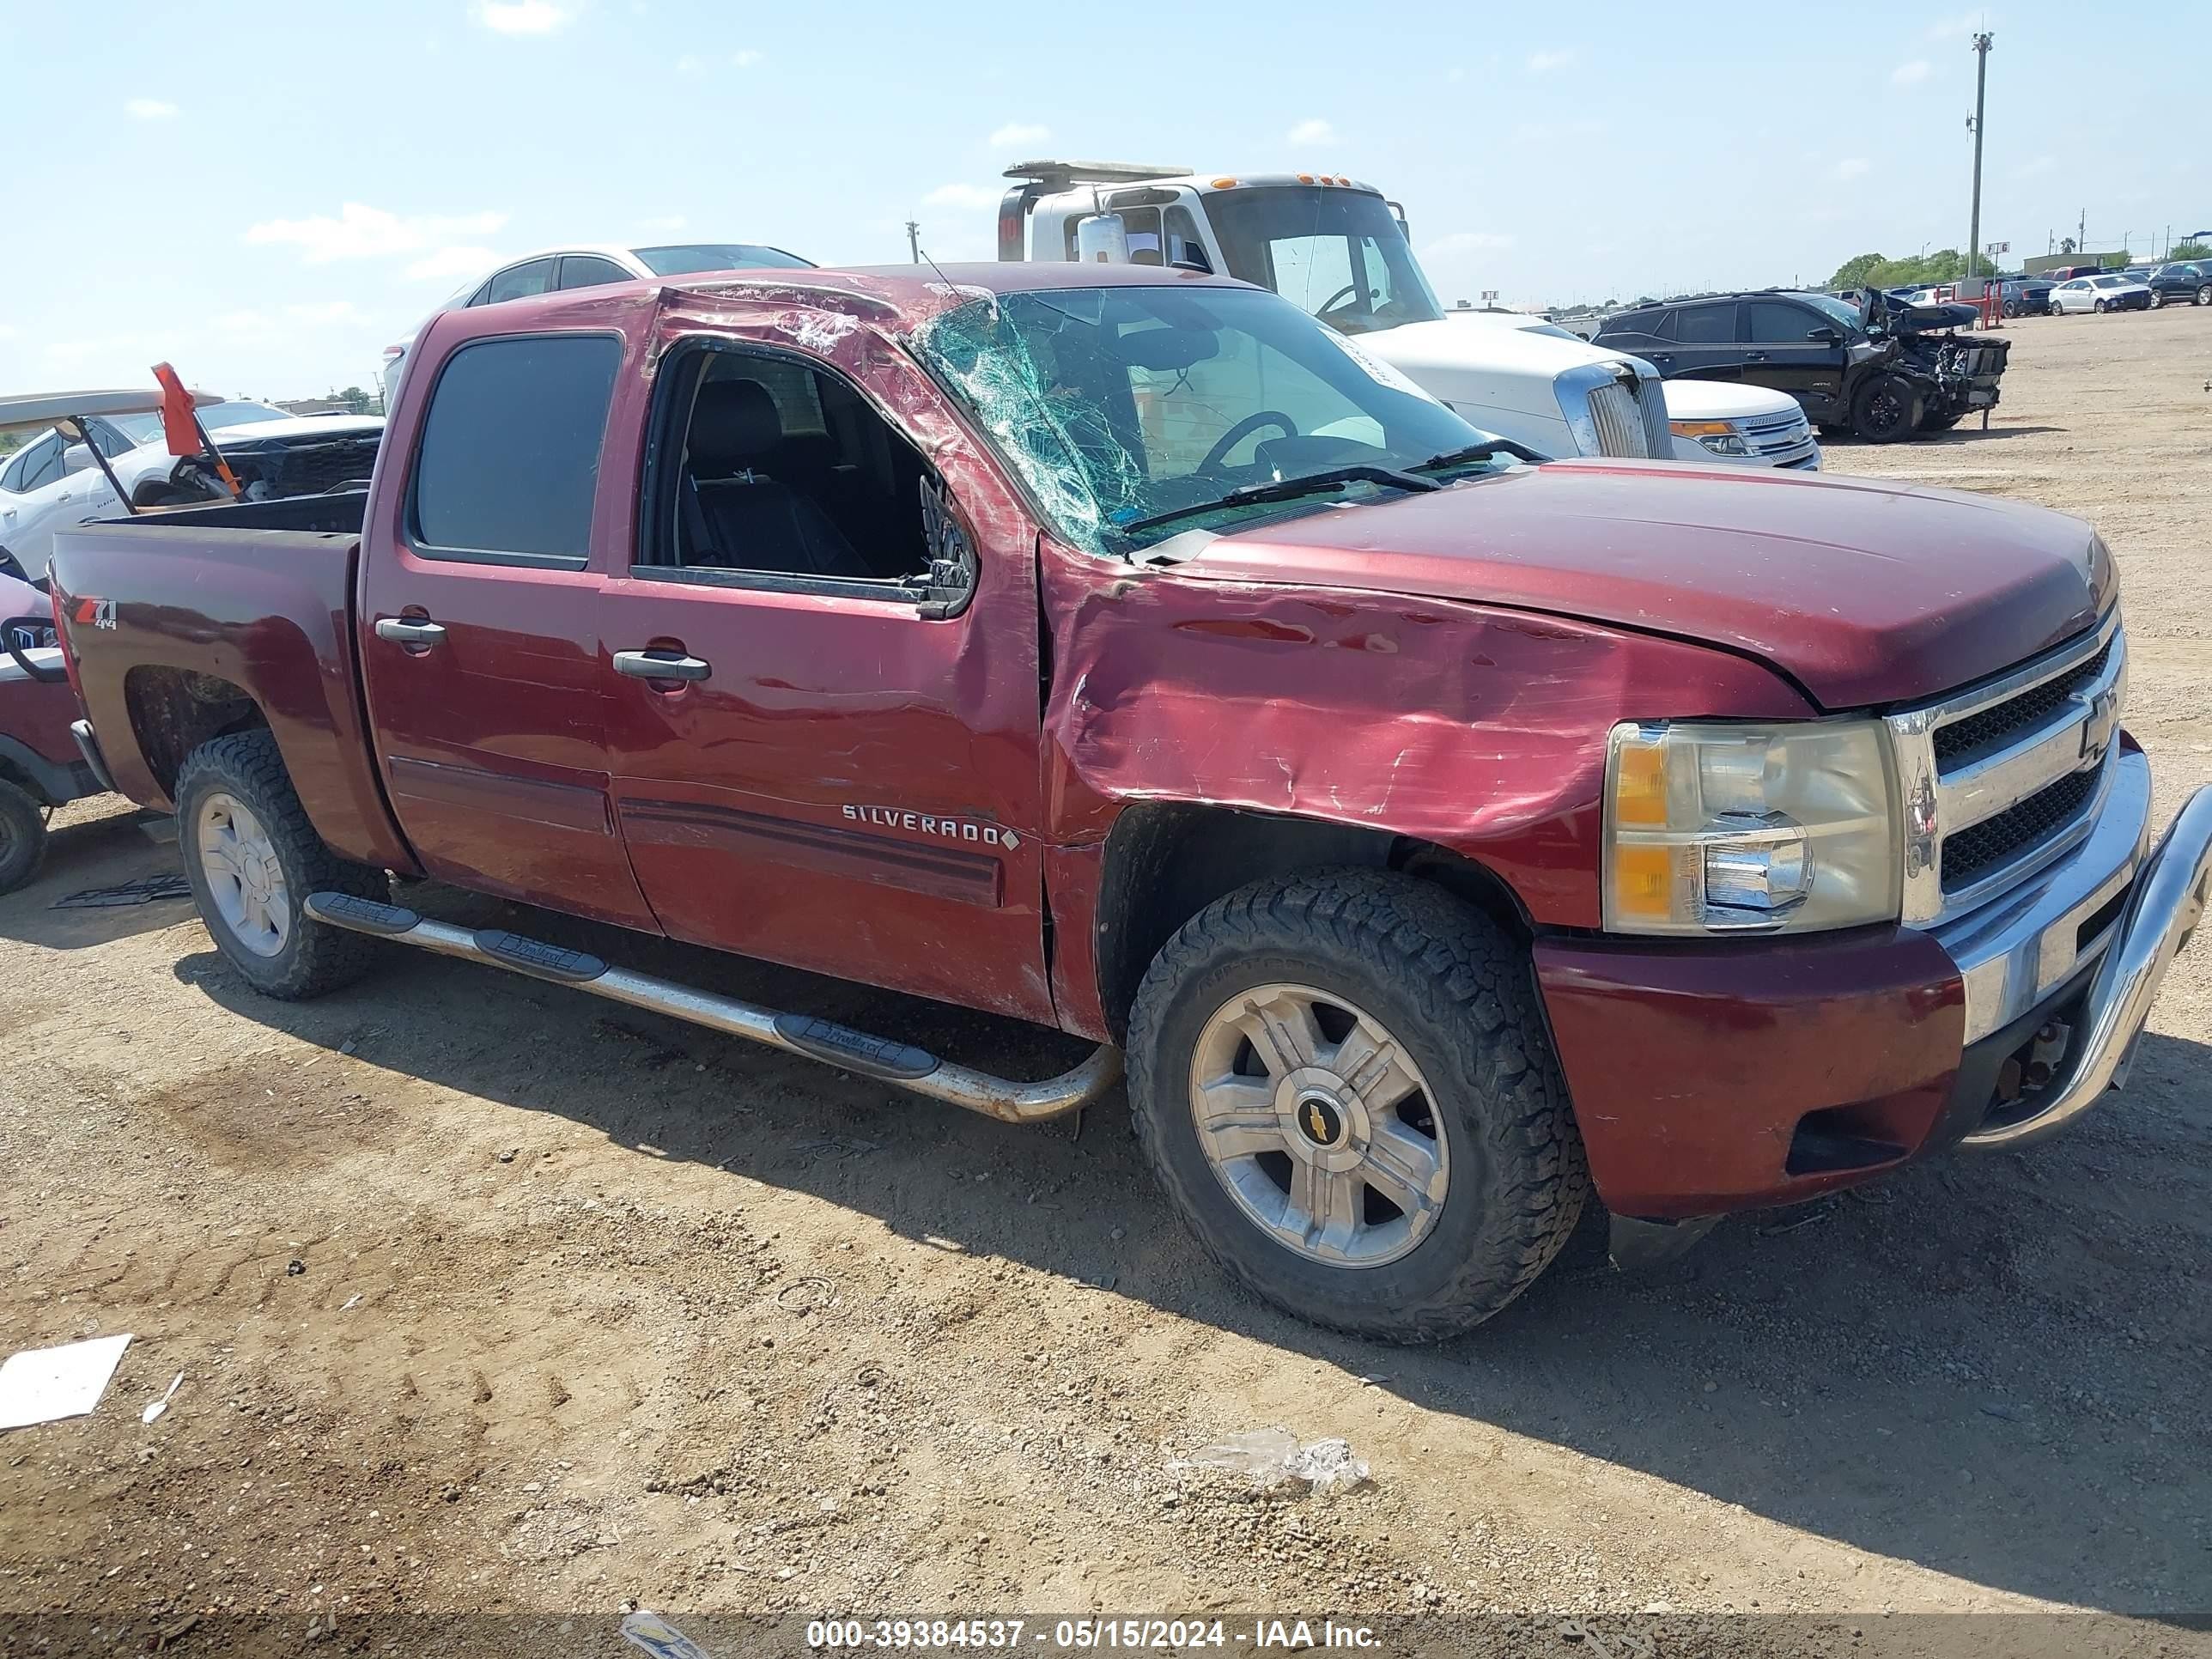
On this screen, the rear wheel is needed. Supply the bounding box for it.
[1127,871,1589,1341]
[2197,284,2211,307]
[175,730,387,999]
[0,780,46,896]
[1851,374,1923,443]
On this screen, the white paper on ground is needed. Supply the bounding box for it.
[0,1334,133,1431]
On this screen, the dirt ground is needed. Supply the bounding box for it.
[3,308,2209,1656]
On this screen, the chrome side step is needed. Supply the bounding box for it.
[303,892,1121,1123]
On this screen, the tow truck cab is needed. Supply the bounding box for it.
[995,160,1686,464]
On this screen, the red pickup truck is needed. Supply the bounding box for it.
[48,264,2212,1340]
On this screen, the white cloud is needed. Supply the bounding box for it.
[1891,58,1932,86]
[1446,66,1465,83]
[0,324,17,341]
[639,214,687,232]
[403,245,501,282]
[1831,156,1871,181]
[1285,118,1336,146]
[44,337,141,364]
[1426,231,1517,254]
[125,98,179,119]
[731,49,763,67]
[244,204,508,264]
[989,121,1051,149]
[921,183,1001,210]
[473,0,571,34]
[675,52,703,74]
[1525,48,1577,74]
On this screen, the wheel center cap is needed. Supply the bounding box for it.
[1294,1091,1346,1149]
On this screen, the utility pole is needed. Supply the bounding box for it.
[1966,30,1992,287]
[2079,208,2087,258]
[905,220,921,264]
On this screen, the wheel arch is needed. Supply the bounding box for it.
[123,665,270,801]
[1088,800,1533,1043]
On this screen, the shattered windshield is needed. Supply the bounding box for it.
[915,283,1501,556]
[1800,293,1868,336]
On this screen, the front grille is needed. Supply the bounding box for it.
[1587,380,1650,458]
[1933,637,2112,766]
[1942,767,2100,893]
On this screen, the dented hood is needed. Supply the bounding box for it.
[1173,459,2111,709]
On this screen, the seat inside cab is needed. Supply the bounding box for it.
[670,351,935,584]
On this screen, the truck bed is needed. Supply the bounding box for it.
[47,501,416,872]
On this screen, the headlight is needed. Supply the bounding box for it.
[1603,720,1900,935]
[1669,419,1750,457]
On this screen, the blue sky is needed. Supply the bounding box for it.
[3,0,2204,398]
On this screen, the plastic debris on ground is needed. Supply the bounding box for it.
[620,1609,717,1659]
[1176,1427,1371,1496]
[141,1371,184,1425]
[0,1333,133,1431]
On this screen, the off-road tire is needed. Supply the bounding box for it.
[0,779,46,895]
[1851,374,1923,444]
[1816,422,1848,441]
[174,730,387,999]
[1126,870,1589,1342]
[1917,410,1965,433]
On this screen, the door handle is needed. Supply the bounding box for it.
[1743,352,1768,362]
[614,648,711,683]
[1651,353,1674,366]
[374,617,447,647]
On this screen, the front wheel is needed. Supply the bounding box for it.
[0,780,46,895]
[2150,291,2166,309]
[2094,299,2110,313]
[175,729,388,999]
[1851,374,1923,443]
[1127,872,1589,1341]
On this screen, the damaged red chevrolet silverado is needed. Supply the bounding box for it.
[46,264,2212,1340]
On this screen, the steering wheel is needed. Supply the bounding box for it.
[1196,411,1298,477]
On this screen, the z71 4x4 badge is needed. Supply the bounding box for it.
[842,804,1020,852]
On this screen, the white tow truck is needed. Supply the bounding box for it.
[994,161,1819,471]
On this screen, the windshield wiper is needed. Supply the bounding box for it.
[1413,439,1546,472]
[1118,464,1440,538]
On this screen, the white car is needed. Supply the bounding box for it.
[2049,274,2153,314]
[1432,313,1820,470]
[380,240,815,407]
[0,397,382,579]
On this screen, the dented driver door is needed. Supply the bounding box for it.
[598,314,1054,1023]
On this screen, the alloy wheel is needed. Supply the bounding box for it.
[196,791,292,957]
[1187,982,1449,1268]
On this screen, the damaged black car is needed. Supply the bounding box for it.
[1594,288,2009,444]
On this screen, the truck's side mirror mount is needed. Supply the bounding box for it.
[1074,212,1133,265]
[910,477,980,620]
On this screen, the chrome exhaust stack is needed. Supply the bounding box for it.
[302,892,1121,1124]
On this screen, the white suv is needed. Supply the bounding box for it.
[380,242,813,408]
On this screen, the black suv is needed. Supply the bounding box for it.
[2148,263,2211,307]
[1595,290,2006,443]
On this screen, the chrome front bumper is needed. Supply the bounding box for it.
[1929,750,2212,1147]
